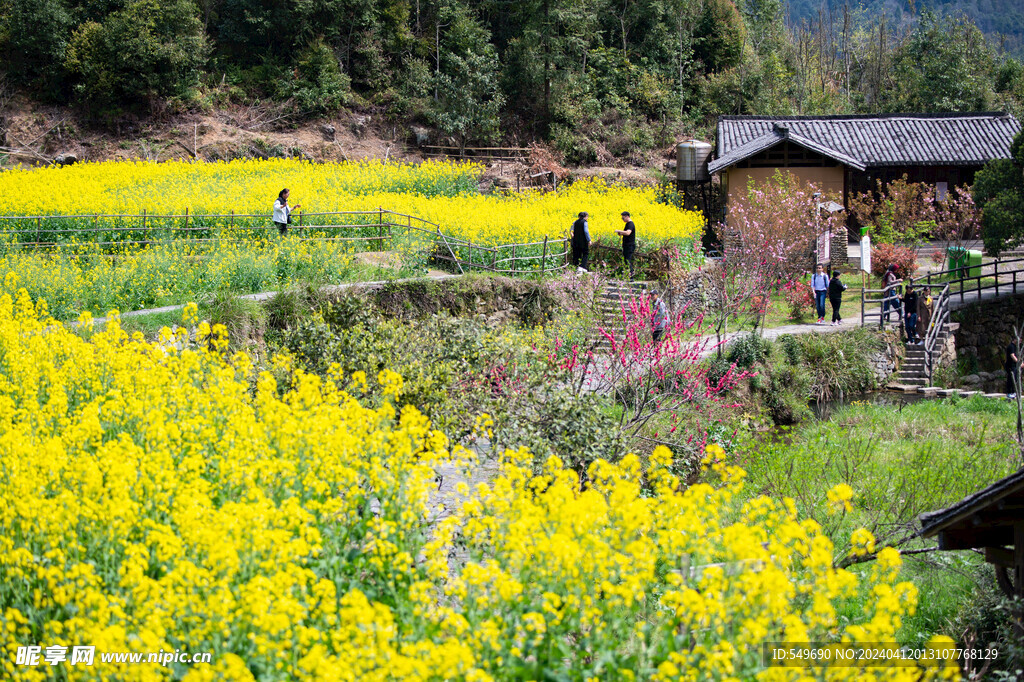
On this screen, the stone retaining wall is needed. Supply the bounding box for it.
[870,328,903,385]
[952,292,1024,373]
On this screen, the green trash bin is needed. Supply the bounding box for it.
[947,246,967,273]
[966,249,983,279]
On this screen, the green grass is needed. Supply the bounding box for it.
[731,395,1021,646]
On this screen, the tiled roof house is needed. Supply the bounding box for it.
[709,112,1021,219]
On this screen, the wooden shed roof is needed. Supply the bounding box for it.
[709,112,1021,174]
[919,467,1024,550]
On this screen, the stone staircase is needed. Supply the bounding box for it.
[593,280,649,350]
[894,321,957,387]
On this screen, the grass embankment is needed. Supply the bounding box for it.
[736,396,1020,650]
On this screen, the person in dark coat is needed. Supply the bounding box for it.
[1006,340,1021,397]
[903,283,920,343]
[828,270,847,325]
[615,211,636,279]
[571,211,590,270]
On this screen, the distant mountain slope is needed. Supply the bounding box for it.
[787,0,1023,55]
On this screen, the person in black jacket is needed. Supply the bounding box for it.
[828,270,847,325]
[571,211,590,270]
[615,211,636,279]
[903,283,920,343]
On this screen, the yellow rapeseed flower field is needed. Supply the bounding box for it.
[0,159,703,246]
[0,292,959,680]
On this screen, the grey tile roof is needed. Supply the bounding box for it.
[919,466,1024,538]
[711,113,1021,173]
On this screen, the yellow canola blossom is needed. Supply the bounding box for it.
[0,294,953,681]
[0,159,703,246]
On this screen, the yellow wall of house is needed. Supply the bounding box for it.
[724,166,844,224]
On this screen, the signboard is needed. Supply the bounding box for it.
[861,234,871,274]
[816,231,831,264]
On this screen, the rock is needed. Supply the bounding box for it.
[978,371,992,381]
[994,369,1007,379]
[410,126,430,146]
[351,115,370,137]
[320,124,336,141]
[54,153,78,166]
[961,374,981,385]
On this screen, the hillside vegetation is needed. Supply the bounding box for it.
[1,0,1023,165]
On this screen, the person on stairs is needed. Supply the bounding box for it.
[811,264,830,324]
[571,211,590,271]
[917,287,933,344]
[902,283,920,344]
[828,270,847,325]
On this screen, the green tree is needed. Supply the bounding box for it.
[428,0,504,150]
[287,39,351,115]
[882,11,996,112]
[692,0,746,73]
[974,128,1024,256]
[64,0,208,110]
[3,0,73,98]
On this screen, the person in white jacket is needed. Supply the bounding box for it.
[273,189,301,235]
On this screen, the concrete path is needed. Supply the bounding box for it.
[83,272,460,326]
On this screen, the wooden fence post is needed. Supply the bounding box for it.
[141,209,146,233]
[36,217,41,245]
[995,260,1000,297]
[230,210,234,229]
[541,237,547,276]
[511,244,517,277]
[468,239,473,271]
[184,207,190,232]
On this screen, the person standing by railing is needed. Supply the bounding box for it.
[571,211,590,271]
[882,264,900,323]
[273,189,301,235]
[811,263,830,324]
[903,283,920,344]
[918,287,933,341]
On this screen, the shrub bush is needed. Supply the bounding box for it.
[783,279,814,321]
[871,242,919,279]
[727,332,771,368]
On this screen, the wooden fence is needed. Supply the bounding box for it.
[0,209,570,277]
[418,145,531,161]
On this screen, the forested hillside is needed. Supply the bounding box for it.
[1,0,1023,163]
[788,0,1024,57]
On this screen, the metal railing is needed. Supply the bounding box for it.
[0,209,569,277]
[924,283,952,386]
[861,255,1024,327]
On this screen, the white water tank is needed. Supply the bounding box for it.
[676,139,713,183]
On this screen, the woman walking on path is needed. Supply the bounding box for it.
[571,211,591,270]
[811,264,830,324]
[903,283,920,343]
[828,270,847,325]
[273,189,301,235]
